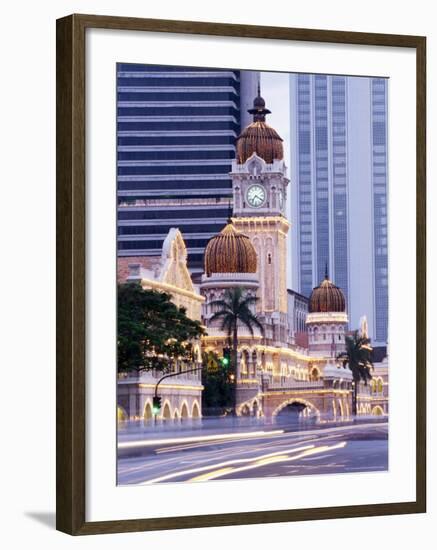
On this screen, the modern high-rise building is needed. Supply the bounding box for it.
[117,64,259,274]
[290,74,388,345]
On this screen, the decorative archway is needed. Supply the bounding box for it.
[143,401,153,422]
[162,401,172,420]
[192,401,200,419]
[272,398,320,419]
[372,405,384,416]
[181,401,189,419]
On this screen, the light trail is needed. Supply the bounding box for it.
[140,444,316,484]
[188,442,347,482]
[118,429,284,449]
[155,435,285,454]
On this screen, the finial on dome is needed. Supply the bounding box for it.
[325,261,329,279]
[248,82,271,122]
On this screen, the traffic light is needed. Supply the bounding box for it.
[220,347,231,368]
[152,395,162,415]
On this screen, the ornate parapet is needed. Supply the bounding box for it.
[306,311,348,325]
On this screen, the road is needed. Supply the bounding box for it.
[117,421,388,485]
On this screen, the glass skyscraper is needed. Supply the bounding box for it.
[117,64,259,273]
[290,74,388,344]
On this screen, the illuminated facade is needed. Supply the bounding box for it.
[200,90,387,419]
[117,88,389,423]
[117,228,204,422]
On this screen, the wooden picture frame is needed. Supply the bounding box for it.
[56,13,426,535]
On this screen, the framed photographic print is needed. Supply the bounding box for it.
[56,14,426,535]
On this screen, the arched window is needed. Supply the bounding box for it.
[143,402,153,422]
[181,402,189,419]
[267,253,272,265]
[162,402,171,420]
[310,367,320,381]
[118,406,128,423]
[192,401,200,418]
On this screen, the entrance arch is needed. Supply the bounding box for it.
[272,398,320,420]
[372,405,384,416]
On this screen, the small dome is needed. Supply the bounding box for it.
[309,275,346,313]
[236,122,284,164]
[204,223,257,276]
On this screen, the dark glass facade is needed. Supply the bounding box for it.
[117,64,253,271]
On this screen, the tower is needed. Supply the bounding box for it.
[200,220,260,385]
[201,222,259,327]
[290,73,388,344]
[230,89,290,345]
[306,269,348,358]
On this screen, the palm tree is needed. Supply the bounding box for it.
[208,287,264,414]
[337,330,374,416]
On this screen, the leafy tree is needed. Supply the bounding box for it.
[337,330,374,415]
[201,351,234,414]
[208,287,264,414]
[117,283,205,373]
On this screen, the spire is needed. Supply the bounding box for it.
[227,199,233,224]
[248,81,271,122]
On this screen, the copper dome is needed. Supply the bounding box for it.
[204,223,257,276]
[236,122,284,164]
[309,275,346,313]
[236,88,284,164]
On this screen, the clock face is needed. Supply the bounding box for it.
[246,184,266,208]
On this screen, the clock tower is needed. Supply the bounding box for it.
[230,89,291,344]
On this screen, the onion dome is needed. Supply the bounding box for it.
[204,223,257,276]
[236,86,284,164]
[309,269,346,313]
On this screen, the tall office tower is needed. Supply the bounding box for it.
[117,64,259,274]
[290,74,388,344]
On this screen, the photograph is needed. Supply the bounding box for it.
[115,64,389,485]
